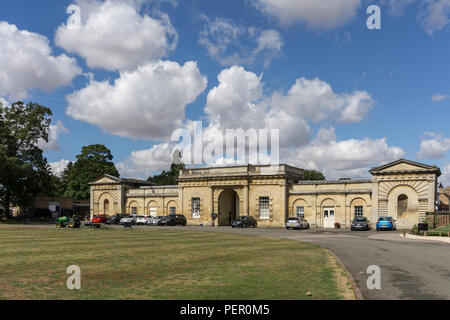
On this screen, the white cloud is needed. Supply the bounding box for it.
[49,159,71,177]
[418,132,450,159]
[439,163,450,186]
[432,93,449,102]
[0,21,81,100]
[382,0,450,34]
[198,17,283,67]
[252,0,361,29]
[55,0,178,71]
[418,0,450,34]
[116,143,174,178]
[283,128,405,179]
[204,66,373,148]
[38,121,69,151]
[271,77,373,124]
[66,60,207,140]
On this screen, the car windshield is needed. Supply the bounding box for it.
[137,216,145,218]
[288,218,299,221]
[353,217,367,222]
[239,217,248,220]
[379,217,391,221]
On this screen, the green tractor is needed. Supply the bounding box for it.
[56,216,81,229]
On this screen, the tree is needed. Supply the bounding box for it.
[64,145,119,200]
[148,162,185,186]
[302,169,326,181]
[0,101,53,217]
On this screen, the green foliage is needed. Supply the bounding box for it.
[302,169,326,181]
[64,145,119,200]
[0,101,53,216]
[148,162,185,186]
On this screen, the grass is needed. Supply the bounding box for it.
[434,224,450,232]
[0,226,350,300]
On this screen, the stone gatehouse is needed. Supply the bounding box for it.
[89,159,441,229]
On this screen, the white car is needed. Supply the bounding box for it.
[147,216,163,226]
[135,215,149,225]
[120,215,137,225]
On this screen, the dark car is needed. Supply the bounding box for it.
[160,214,187,226]
[351,217,370,231]
[106,214,125,225]
[231,216,257,228]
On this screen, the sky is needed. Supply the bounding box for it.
[1,0,450,184]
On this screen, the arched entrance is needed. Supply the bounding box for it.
[218,189,239,226]
[398,194,408,217]
[103,199,110,215]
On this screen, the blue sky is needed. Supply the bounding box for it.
[1,0,450,183]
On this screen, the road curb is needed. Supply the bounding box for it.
[400,233,450,243]
[327,249,365,300]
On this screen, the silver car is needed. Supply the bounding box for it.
[120,215,137,225]
[147,216,164,226]
[285,217,310,230]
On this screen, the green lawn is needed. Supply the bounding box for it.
[0,226,351,300]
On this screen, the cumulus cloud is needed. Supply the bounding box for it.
[252,0,361,29]
[0,21,81,100]
[204,66,373,148]
[418,132,450,159]
[49,159,71,177]
[118,66,382,178]
[282,128,405,179]
[271,77,373,123]
[55,0,178,71]
[66,60,207,140]
[198,17,283,67]
[38,121,69,151]
[116,143,173,178]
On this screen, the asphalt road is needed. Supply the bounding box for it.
[3,223,449,300]
[144,225,450,300]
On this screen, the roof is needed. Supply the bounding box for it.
[296,179,372,185]
[369,159,441,176]
[89,174,154,186]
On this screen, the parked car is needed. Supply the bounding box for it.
[135,215,149,225]
[376,216,396,231]
[231,216,258,228]
[285,217,309,230]
[351,217,370,231]
[160,214,187,226]
[120,215,137,225]
[106,214,124,225]
[91,214,108,224]
[147,216,164,226]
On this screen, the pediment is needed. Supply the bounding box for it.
[370,159,440,175]
[90,174,121,185]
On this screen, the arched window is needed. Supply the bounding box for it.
[398,194,408,217]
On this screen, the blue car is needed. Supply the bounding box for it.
[376,216,396,231]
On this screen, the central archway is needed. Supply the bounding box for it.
[218,189,240,226]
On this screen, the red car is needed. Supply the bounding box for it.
[91,214,107,224]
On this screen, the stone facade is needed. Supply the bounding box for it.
[89,159,441,229]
